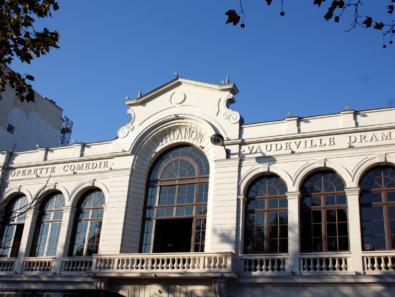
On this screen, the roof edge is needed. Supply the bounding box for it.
[125,77,238,106]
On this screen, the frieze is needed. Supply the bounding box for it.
[242,130,395,157]
[7,160,111,180]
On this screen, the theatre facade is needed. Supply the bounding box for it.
[1,78,395,296]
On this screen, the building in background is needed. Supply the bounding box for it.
[1,77,395,297]
[0,81,72,152]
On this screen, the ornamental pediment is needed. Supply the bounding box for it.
[116,77,241,144]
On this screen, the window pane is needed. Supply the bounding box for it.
[326,196,335,205]
[86,221,102,255]
[71,221,88,256]
[387,192,395,202]
[327,224,337,236]
[313,224,322,236]
[326,210,336,222]
[278,199,287,208]
[338,237,348,250]
[336,195,347,205]
[33,223,49,257]
[337,209,347,222]
[311,197,321,206]
[312,211,322,223]
[278,211,288,224]
[46,223,61,256]
[0,225,15,257]
[327,237,337,251]
[374,236,386,250]
[269,199,278,209]
[338,223,348,236]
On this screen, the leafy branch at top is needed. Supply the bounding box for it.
[225,0,395,47]
[0,0,60,102]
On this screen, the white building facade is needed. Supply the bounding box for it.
[1,78,395,296]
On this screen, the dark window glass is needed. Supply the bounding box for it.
[69,190,104,256]
[31,193,64,257]
[0,195,28,257]
[140,146,209,253]
[360,165,395,250]
[244,175,288,253]
[300,171,349,252]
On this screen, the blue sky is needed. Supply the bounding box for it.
[11,1,395,143]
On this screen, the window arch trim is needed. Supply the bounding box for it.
[243,174,288,254]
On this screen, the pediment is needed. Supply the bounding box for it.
[116,77,241,145]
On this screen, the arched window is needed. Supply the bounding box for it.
[360,165,395,251]
[244,175,288,253]
[140,145,209,253]
[30,192,64,257]
[69,190,104,256]
[300,171,348,252]
[0,195,28,257]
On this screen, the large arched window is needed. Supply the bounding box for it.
[300,170,348,252]
[244,175,288,253]
[0,195,28,257]
[360,165,395,251]
[140,145,209,253]
[69,189,104,256]
[30,192,64,257]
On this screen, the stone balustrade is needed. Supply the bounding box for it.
[363,252,395,273]
[93,253,234,275]
[0,258,16,273]
[299,254,350,273]
[3,252,395,277]
[61,257,93,273]
[22,257,55,273]
[240,254,287,276]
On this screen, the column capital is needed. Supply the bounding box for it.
[237,195,247,203]
[286,191,300,200]
[345,187,360,196]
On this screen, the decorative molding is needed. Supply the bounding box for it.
[345,187,360,196]
[117,109,136,138]
[169,90,187,105]
[217,94,240,124]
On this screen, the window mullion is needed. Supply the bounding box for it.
[322,195,328,252]
[83,218,91,256]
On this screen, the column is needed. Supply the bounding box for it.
[345,187,363,273]
[286,191,300,273]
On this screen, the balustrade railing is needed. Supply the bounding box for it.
[240,254,287,275]
[4,252,395,277]
[299,254,349,273]
[22,257,55,273]
[61,257,93,273]
[363,253,395,273]
[93,253,233,274]
[0,258,17,273]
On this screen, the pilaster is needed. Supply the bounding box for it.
[286,191,300,272]
[345,187,363,273]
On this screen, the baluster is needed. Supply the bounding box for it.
[374,256,380,271]
[281,258,285,271]
[302,258,306,271]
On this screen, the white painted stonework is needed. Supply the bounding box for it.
[1,78,395,296]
